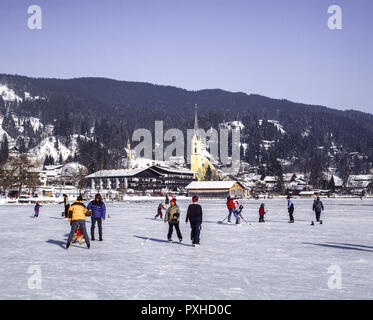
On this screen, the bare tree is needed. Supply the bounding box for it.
[0,155,41,196]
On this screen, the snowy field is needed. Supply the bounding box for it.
[0,198,372,300]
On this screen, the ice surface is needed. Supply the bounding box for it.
[1,198,372,300]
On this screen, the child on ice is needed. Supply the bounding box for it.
[33,201,42,218]
[71,223,86,245]
[259,203,266,222]
[155,201,165,219]
[233,204,244,225]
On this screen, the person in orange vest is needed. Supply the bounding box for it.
[66,195,90,249]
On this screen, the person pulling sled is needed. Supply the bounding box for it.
[66,195,91,249]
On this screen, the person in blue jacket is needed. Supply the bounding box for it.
[87,194,106,241]
[33,201,42,218]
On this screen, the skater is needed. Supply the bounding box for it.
[312,197,324,223]
[226,196,236,224]
[155,201,165,219]
[233,204,243,225]
[66,195,90,249]
[87,194,106,241]
[165,194,170,209]
[33,201,42,218]
[259,203,266,222]
[287,196,294,223]
[164,197,182,242]
[59,194,70,218]
[185,196,203,246]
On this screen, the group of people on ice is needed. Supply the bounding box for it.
[155,196,203,247]
[256,195,324,225]
[153,193,326,247]
[61,193,106,249]
[48,190,325,250]
[226,196,244,224]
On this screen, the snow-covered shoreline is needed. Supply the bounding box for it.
[1,194,372,206]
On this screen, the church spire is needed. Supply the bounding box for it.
[194,104,198,134]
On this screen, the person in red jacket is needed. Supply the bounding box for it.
[259,203,266,223]
[226,196,236,224]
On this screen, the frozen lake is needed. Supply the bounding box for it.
[0,198,372,300]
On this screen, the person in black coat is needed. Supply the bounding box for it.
[287,195,295,223]
[185,196,203,246]
[312,197,324,222]
[59,194,70,218]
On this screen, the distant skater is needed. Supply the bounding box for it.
[59,194,70,218]
[165,194,170,209]
[312,197,324,224]
[33,201,42,218]
[287,196,294,223]
[164,197,182,243]
[155,201,165,219]
[259,203,266,223]
[185,196,203,246]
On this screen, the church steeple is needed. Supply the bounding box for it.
[194,104,198,136]
[191,104,202,178]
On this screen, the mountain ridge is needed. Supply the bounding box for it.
[0,73,372,187]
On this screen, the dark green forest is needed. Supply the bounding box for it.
[1,73,372,186]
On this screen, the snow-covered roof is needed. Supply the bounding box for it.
[60,162,87,176]
[151,166,194,175]
[299,191,318,195]
[86,168,147,179]
[349,175,373,181]
[264,176,277,182]
[283,173,295,182]
[186,181,241,190]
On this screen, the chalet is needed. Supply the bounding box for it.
[185,181,246,198]
[86,165,194,192]
[346,175,373,195]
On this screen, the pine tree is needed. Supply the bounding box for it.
[0,134,9,164]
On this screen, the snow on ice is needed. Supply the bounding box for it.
[0,198,373,300]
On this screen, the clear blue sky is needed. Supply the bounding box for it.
[0,0,372,113]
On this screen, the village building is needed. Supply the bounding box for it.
[86,165,194,193]
[185,180,247,198]
[346,174,373,195]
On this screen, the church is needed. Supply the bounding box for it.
[190,104,217,181]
